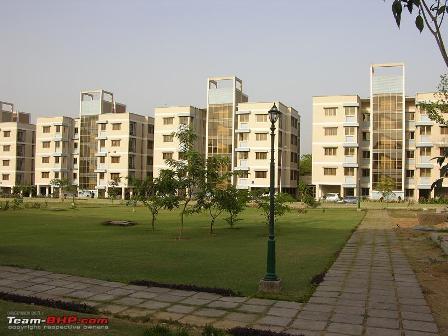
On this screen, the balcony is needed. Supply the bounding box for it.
[406,120,415,129]
[97,132,108,140]
[235,159,249,171]
[405,178,415,186]
[235,141,250,152]
[418,177,432,189]
[361,121,370,129]
[343,136,358,147]
[343,156,358,168]
[406,158,415,166]
[236,123,250,133]
[416,156,434,168]
[415,115,434,126]
[95,164,107,173]
[407,139,415,147]
[416,135,433,147]
[361,158,370,166]
[343,116,359,127]
[236,178,250,189]
[343,176,356,187]
[97,179,107,187]
[360,176,370,185]
[96,147,107,156]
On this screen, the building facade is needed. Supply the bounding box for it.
[0,101,35,194]
[312,63,443,201]
[153,77,301,195]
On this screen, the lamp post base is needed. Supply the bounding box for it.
[259,278,282,293]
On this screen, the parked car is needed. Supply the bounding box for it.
[343,196,358,204]
[323,193,340,202]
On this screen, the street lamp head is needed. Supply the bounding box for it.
[268,103,280,124]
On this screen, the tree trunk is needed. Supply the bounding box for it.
[151,212,156,231]
[210,218,215,234]
[178,200,189,240]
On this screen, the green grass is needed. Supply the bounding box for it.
[0,202,364,301]
[0,299,148,336]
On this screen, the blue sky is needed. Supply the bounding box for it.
[1,0,446,153]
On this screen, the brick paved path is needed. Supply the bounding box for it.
[0,210,439,335]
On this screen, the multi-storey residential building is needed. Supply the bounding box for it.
[153,76,301,195]
[0,101,35,194]
[312,63,443,201]
[234,102,300,194]
[153,106,206,177]
[79,89,154,198]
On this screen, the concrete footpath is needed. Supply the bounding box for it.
[0,210,439,335]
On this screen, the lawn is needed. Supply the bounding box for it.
[0,202,364,301]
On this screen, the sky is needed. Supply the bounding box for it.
[1,0,446,153]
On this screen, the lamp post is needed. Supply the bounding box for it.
[259,103,282,293]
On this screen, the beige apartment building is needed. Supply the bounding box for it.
[154,76,301,195]
[312,63,444,201]
[153,106,206,176]
[0,101,35,194]
[35,90,154,199]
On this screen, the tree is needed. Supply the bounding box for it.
[108,178,121,203]
[50,178,73,202]
[299,154,312,176]
[376,176,396,200]
[165,125,206,239]
[298,180,318,207]
[390,0,448,67]
[219,186,249,228]
[130,171,179,231]
[253,190,294,225]
[195,156,232,234]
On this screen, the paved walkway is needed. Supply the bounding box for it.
[0,210,439,335]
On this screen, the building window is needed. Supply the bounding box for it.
[163,135,174,142]
[3,131,10,137]
[420,147,431,156]
[406,170,414,178]
[99,156,105,164]
[239,152,248,159]
[43,126,51,133]
[345,127,355,136]
[407,112,415,121]
[420,125,431,135]
[147,140,154,149]
[112,123,121,130]
[345,147,355,156]
[41,172,49,179]
[362,132,370,141]
[179,116,189,125]
[344,167,355,176]
[2,174,9,181]
[110,173,120,181]
[362,113,370,121]
[324,168,337,175]
[73,157,77,164]
[163,117,174,125]
[147,156,153,165]
[111,156,120,163]
[344,106,356,116]
[406,150,415,159]
[54,172,59,179]
[324,127,337,136]
[239,114,249,123]
[3,145,10,152]
[55,125,61,133]
[42,157,49,163]
[55,156,60,164]
[73,173,77,179]
[55,141,60,149]
[255,171,267,178]
[362,169,369,177]
[256,114,268,122]
[362,150,370,159]
[256,152,267,160]
[440,147,448,156]
[256,133,267,141]
[162,152,173,160]
[441,127,448,135]
[361,188,369,196]
[324,147,337,156]
[74,142,78,149]
[111,140,121,147]
[99,172,105,180]
[148,125,154,134]
[408,131,415,140]
[405,189,414,198]
[2,160,9,166]
[324,107,337,116]
[100,123,107,131]
[420,168,431,177]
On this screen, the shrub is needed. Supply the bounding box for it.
[202,325,226,336]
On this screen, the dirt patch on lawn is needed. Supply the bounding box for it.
[390,213,448,336]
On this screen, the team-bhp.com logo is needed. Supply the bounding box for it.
[7,315,109,331]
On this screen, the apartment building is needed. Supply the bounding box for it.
[312,63,443,201]
[35,116,78,196]
[153,106,206,176]
[153,76,301,195]
[78,89,154,198]
[0,101,35,194]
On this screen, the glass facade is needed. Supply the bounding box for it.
[79,115,98,190]
[371,66,404,192]
[207,103,233,160]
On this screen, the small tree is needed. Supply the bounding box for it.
[195,156,232,234]
[299,154,312,176]
[376,176,396,200]
[165,126,206,239]
[131,171,179,231]
[108,178,121,203]
[298,180,317,207]
[220,186,249,228]
[50,178,72,202]
[253,190,294,225]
